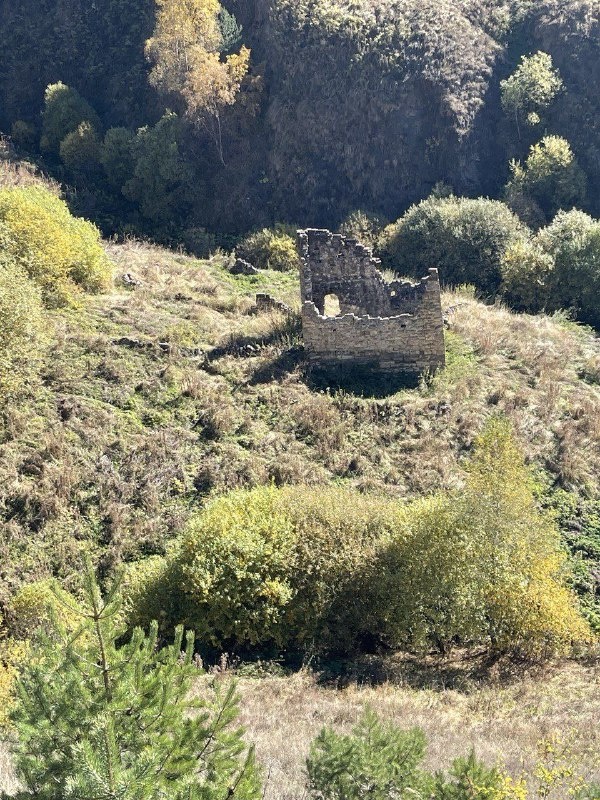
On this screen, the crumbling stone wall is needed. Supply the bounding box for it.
[298,229,445,374]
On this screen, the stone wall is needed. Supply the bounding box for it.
[298,229,445,375]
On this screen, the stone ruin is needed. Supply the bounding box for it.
[298,228,446,376]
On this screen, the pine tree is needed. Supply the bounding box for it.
[5,561,261,800]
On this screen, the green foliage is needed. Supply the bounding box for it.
[10,121,37,151]
[506,136,588,225]
[126,422,590,658]
[501,238,555,312]
[380,196,528,294]
[307,708,430,800]
[100,127,136,190]
[338,210,388,249]
[0,260,46,402]
[434,751,510,800]
[182,225,218,257]
[40,82,101,155]
[501,52,563,129]
[237,228,300,271]
[0,186,112,306]
[219,7,243,53]
[8,561,261,800]
[8,579,82,640]
[123,112,194,225]
[458,417,589,654]
[535,209,600,326]
[307,709,521,800]
[126,485,398,653]
[375,417,591,656]
[546,490,600,634]
[59,121,103,177]
[500,209,600,324]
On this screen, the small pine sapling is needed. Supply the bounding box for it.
[4,560,261,800]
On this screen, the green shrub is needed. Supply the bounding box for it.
[338,210,388,248]
[380,196,528,294]
[10,120,37,151]
[307,708,430,800]
[307,709,518,800]
[122,112,193,225]
[505,136,588,225]
[0,186,112,306]
[8,579,82,640]
[500,210,600,324]
[40,81,101,155]
[59,121,103,176]
[501,238,555,312]
[236,228,301,271]
[182,225,217,258]
[0,260,46,402]
[124,423,590,658]
[535,209,600,327]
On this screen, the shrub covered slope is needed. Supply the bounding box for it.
[1,224,599,633]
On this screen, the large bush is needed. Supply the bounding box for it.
[40,82,101,155]
[536,209,600,327]
[501,209,600,325]
[338,210,389,249]
[236,227,300,271]
[125,421,590,658]
[376,417,590,656]
[505,136,588,226]
[126,485,399,653]
[0,260,46,402]
[0,186,112,306]
[380,196,528,294]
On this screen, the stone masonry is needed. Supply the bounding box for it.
[298,229,446,375]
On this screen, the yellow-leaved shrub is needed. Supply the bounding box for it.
[0,612,29,729]
[0,186,112,306]
[378,418,590,656]
[9,579,82,640]
[0,582,84,729]
[125,485,399,653]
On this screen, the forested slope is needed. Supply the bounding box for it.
[0,0,598,234]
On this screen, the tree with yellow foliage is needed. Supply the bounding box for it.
[146,0,250,164]
[459,416,591,656]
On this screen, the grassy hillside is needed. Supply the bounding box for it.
[2,232,600,610]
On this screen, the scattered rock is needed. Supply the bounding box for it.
[122,273,141,288]
[255,293,292,314]
[114,337,153,350]
[230,258,259,276]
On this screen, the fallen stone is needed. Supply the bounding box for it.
[230,258,259,276]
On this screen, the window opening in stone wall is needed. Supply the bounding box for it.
[324,294,341,317]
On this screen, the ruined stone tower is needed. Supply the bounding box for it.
[298,229,445,375]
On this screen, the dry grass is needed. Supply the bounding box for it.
[3,238,600,606]
[0,741,17,796]
[234,659,600,800]
[3,659,598,798]
[0,138,60,193]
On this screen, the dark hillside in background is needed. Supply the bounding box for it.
[0,0,598,232]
